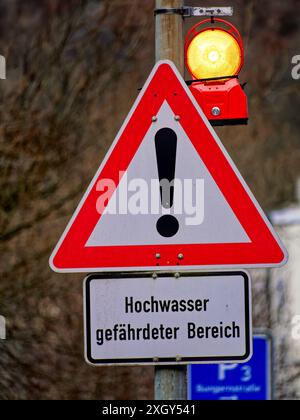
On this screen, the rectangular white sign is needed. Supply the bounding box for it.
[84,272,252,366]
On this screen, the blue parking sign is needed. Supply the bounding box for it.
[188,335,272,401]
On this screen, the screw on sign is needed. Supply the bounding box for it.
[0,316,6,340]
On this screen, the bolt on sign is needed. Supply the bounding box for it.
[84,272,252,366]
[49,61,287,273]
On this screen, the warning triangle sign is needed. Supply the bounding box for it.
[50,61,287,273]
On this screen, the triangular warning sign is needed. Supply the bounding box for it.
[50,61,287,273]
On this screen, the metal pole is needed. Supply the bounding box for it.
[154,0,187,401]
[155,366,187,400]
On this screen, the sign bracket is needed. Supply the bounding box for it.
[154,6,234,18]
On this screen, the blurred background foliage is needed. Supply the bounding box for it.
[0,0,299,399]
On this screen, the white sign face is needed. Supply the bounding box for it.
[87,102,250,248]
[84,272,252,366]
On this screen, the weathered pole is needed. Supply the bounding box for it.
[154,0,187,401]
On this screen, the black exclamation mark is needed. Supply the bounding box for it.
[155,128,179,238]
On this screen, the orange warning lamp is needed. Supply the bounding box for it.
[185,18,248,126]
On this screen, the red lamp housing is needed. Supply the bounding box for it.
[185,19,249,126]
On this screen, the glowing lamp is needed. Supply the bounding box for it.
[185,19,248,126]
